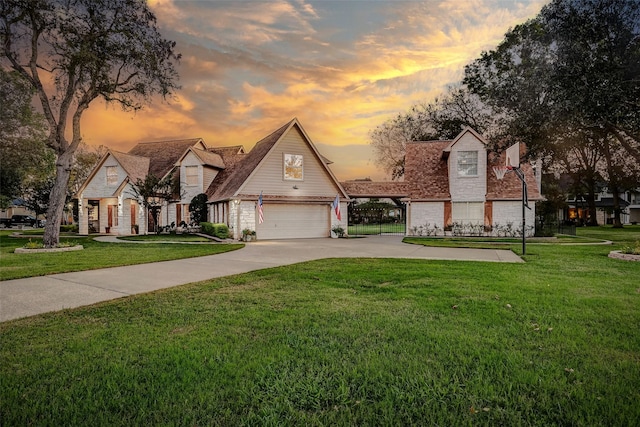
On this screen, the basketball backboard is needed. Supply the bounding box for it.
[505,142,520,168]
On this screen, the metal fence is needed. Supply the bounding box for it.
[535,220,576,236]
[347,206,406,236]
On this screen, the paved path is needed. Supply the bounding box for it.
[0,236,522,322]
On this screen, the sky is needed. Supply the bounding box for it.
[81,0,548,181]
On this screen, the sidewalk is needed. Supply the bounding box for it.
[0,236,522,322]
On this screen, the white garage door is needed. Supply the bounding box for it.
[257,204,330,239]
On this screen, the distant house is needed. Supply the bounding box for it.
[564,189,640,225]
[342,128,543,236]
[76,118,349,239]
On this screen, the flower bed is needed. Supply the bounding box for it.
[608,251,640,262]
[15,245,84,254]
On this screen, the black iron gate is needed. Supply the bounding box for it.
[348,205,406,236]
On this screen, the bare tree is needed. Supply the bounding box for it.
[1,0,180,246]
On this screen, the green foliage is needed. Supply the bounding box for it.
[1,228,639,424]
[2,0,180,247]
[60,224,79,233]
[0,232,243,280]
[331,226,345,237]
[200,222,229,239]
[189,193,208,224]
[369,86,490,179]
[620,240,640,255]
[0,69,50,202]
[128,174,175,233]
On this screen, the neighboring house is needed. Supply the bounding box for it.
[564,189,640,225]
[76,118,349,239]
[1,199,32,220]
[342,128,543,236]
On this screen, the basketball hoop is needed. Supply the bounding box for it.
[493,165,511,180]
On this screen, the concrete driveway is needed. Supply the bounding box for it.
[0,236,522,322]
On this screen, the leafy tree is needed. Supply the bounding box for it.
[189,193,208,224]
[0,69,49,203]
[464,0,640,227]
[370,86,490,179]
[22,175,55,221]
[1,0,180,246]
[128,174,175,234]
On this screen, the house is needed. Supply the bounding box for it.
[342,128,543,236]
[564,189,640,225]
[76,118,349,239]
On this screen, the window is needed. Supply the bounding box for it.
[452,202,484,225]
[185,166,198,186]
[106,166,118,185]
[457,151,478,176]
[284,153,303,180]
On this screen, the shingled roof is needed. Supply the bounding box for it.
[128,138,204,179]
[340,181,409,198]
[206,119,295,202]
[405,140,452,200]
[486,152,542,201]
[344,138,541,202]
[188,148,225,169]
[109,150,150,185]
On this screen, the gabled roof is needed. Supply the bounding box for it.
[206,118,348,202]
[177,147,225,169]
[128,138,205,179]
[110,150,150,184]
[443,127,487,153]
[206,120,293,201]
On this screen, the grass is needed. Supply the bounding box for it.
[0,231,243,281]
[1,227,639,425]
[348,223,405,235]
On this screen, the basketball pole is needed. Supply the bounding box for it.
[512,167,528,255]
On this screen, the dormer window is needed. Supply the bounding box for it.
[185,165,198,185]
[457,151,478,176]
[106,166,118,185]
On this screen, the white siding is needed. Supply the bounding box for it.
[409,202,445,232]
[492,201,536,236]
[257,204,330,239]
[241,126,341,197]
[203,166,219,193]
[448,133,487,202]
[83,155,127,198]
[180,152,203,203]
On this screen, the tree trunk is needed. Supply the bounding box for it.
[611,190,623,228]
[42,153,73,247]
[586,191,599,226]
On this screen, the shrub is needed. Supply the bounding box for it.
[200,222,229,239]
[60,224,79,233]
[621,240,640,255]
[331,226,345,237]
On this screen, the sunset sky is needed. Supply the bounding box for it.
[81,0,547,181]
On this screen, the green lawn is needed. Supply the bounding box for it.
[0,231,243,280]
[348,223,406,235]
[1,227,639,425]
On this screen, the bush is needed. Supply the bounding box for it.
[60,224,78,233]
[200,222,229,239]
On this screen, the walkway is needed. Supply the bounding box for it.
[0,236,522,322]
